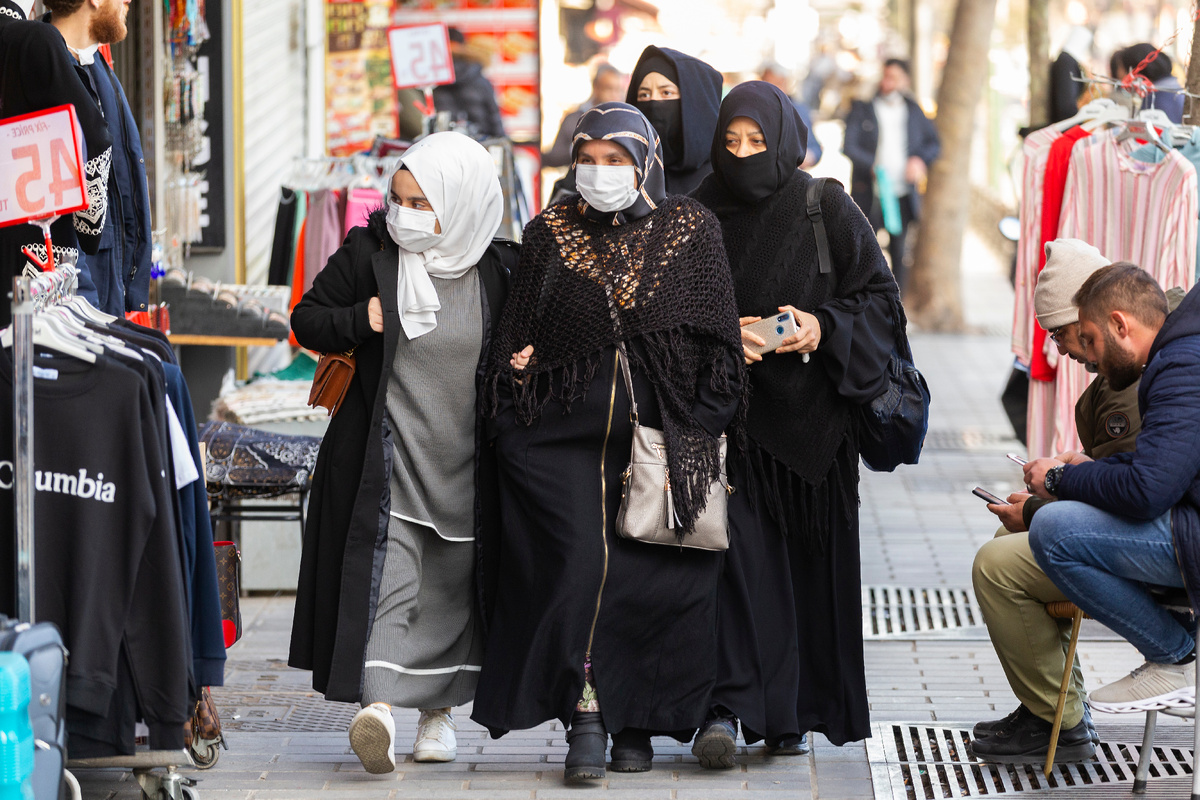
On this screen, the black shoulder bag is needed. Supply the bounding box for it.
[806,177,930,473]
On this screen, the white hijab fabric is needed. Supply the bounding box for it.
[393,132,504,340]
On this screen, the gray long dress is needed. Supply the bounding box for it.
[361,268,485,709]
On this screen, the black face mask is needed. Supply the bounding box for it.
[636,99,682,165]
[715,147,779,206]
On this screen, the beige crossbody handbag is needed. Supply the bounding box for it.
[607,289,731,551]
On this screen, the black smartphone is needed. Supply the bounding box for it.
[972,486,1008,505]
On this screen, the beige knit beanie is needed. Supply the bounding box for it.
[1034,238,1111,330]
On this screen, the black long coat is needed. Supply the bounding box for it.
[287,210,515,702]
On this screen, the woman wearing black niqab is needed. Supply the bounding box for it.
[691,82,907,764]
[627,45,723,196]
[472,102,744,782]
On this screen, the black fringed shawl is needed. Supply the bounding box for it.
[484,196,744,534]
[693,169,902,551]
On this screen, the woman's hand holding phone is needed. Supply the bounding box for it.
[740,316,766,365]
[776,305,820,362]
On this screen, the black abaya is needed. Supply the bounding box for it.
[693,82,901,747]
[472,345,738,737]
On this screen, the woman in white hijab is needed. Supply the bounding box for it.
[287,132,519,773]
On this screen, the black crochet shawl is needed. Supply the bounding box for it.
[485,196,743,534]
[693,169,902,549]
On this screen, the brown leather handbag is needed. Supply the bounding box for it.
[307,348,356,417]
[213,541,242,648]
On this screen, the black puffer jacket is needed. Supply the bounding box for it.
[433,58,506,139]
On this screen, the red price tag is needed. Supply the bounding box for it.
[387,23,456,90]
[0,105,87,229]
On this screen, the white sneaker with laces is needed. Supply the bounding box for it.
[413,708,457,762]
[348,702,396,774]
[1090,659,1196,714]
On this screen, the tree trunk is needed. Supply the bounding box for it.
[906,0,999,331]
[1185,14,1200,123]
[1028,0,1050,130]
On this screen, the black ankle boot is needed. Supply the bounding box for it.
[565,711,607,782]
[610,728,653,772]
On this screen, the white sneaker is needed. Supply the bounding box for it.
[1090,660,1196,714]
[413,708,458,762]
[349,703,396,774]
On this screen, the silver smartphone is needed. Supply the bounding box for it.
[744,312,799,356]
[1006,453,1028,466]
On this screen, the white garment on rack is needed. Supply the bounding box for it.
[165,399,199,490]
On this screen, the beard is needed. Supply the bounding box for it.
[1100,328,1143,390]
[90,0,127,44]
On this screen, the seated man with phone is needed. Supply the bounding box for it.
[969,240,1146,764]
[1026,265,1200,718]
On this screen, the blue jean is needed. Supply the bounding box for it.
[1029,501,1192,663]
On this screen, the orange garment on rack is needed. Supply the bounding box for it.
[288,218,307,347]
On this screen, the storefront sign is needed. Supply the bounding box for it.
[0,105,86,228]
[387,23,455,90]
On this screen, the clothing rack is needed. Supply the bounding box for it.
[1070,73,1200,101]
[8,272,200,800]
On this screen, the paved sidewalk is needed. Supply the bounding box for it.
[74,239,1188,799]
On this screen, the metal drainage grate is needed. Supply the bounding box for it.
[867,723,1195,799]
[863,585,984,638]
[212,689,359,732]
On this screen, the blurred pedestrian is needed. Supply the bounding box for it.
[432,27,506,138]
[289,132,516,773]
[693,81,902,766]
[628,45,723,195]
[473,102,743,783]
[1120,43,1183,123]
[759,61,822,166]
[842,58,940,292]
[543,63,625,168]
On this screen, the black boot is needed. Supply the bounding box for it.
[610,728,653,772]
[564,711,607,782]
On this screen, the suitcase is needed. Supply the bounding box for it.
[0,618,67,800]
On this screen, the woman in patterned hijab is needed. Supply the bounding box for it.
[472,102,744,782]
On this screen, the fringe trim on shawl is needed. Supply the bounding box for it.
[742,435,859,555]
[485,328,744,536]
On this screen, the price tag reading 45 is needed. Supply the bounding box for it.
[387,23,456,90]
[0,105,86,229]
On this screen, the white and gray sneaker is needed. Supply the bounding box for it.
[413,708,458,762]
[348,702,396,774]
[1090,660,1196,714]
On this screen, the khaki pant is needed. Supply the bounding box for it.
[971,528,1086,727]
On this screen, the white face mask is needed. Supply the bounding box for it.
[386,203,441,252]
[575,164,639,213]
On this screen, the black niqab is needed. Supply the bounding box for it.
[627,46,722,195]
[709,81,809,210]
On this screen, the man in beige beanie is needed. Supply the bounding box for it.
[969,238,1145,764]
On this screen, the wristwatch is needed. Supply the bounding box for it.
[1044,464,1066,497]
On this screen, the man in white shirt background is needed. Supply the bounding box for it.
[842,58,941,293]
